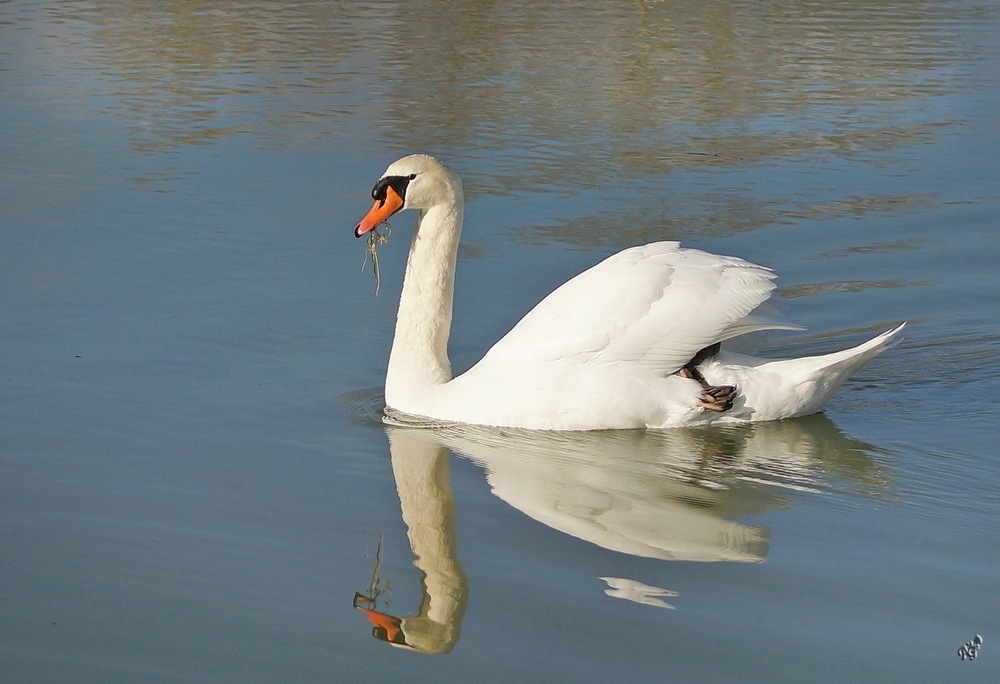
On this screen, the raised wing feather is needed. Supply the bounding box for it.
[471,242,783,376]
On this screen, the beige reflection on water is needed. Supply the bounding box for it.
[53,1,972,160]
[42,0,983,251]
[377,1,966,169]
[354,413,890,653]
[44,1,373,151]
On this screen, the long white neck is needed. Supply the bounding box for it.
[385,188,464,410]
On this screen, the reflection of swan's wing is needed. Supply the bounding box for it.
[473,242,793,376]
[437,427,776,563]
[473,442,770,563]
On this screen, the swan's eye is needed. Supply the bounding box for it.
[372,175,413,204]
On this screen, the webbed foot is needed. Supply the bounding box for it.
[676,363,737,413]
[696,383,737,412]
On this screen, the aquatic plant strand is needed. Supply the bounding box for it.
[366,534,391,606]
[361,223,391,295]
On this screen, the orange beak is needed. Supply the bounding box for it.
[355,185,404,238]
[355,604,407,645]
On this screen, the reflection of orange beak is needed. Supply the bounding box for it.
[355,185,404,238]
[355,603,407,645]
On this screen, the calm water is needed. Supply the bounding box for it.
[2,1,999,681]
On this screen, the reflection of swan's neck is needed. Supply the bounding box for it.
[388,429,468,654]
[385,192,463,409]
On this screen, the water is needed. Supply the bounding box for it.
[2,1,999,681]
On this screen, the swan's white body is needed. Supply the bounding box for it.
[355,154,904,430]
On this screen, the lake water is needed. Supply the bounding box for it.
[2,1,999,681]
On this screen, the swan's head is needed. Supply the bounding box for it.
[354,154,462,238]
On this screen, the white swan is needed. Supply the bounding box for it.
[354,154,904,430]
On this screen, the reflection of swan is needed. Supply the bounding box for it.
[423,413,887,564]
[354,429,468,654]
[353,154,904,430]
[355,413,889,648]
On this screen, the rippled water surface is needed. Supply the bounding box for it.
[2,1,999,682]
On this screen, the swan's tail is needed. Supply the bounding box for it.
[780,322,906,418]
[807,322,906,376]
[723,322,907,422]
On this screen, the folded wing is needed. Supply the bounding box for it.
[472,242,796,377]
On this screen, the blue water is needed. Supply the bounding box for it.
[2,1,999,682]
